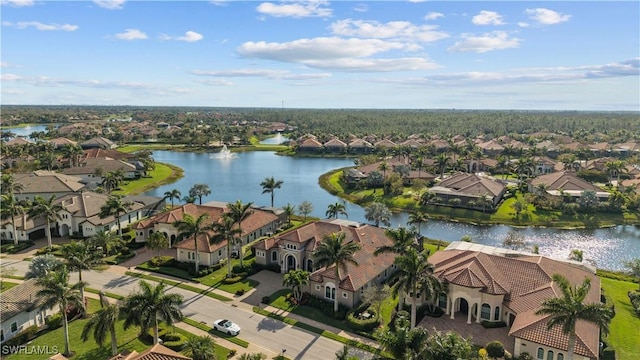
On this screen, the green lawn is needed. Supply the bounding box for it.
[116,144,188,153]
[113,162,183,196]
[601,278,640,360]
[0,281,19,292]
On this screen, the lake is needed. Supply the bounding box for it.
[144,150,640,271]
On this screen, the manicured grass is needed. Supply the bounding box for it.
[125,271,232,302]
[182,318,250,348]
[0,281,19,292]
[601,278,640,360]
[117,144,188,153]
[113,162,183,196]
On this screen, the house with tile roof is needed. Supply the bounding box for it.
[323,138,348,153]
[529,171,609,200]
[427,242,602,360]
[0,279,57,345]
[79,136,116,149]
[62,158,139,186]
[253,219,397,308]
[347,138,374,154]
[134,202,281,267]
[107,343,191,360]
[296,138,323,152]
[11,171,86,201]
[429,172,507,208]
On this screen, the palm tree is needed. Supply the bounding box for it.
[61,240,101,302]
[238,353,267,360]
[163,189,181,208]
[28,195,63,249]
[407,211,428,236]
[282,203,296,225]
[227,200,254,268]
[183,335,217,360]
[62,143,83,168]
[435,152,449,179]
[623,258,640,290]
[174,213,212,274]
[1,173,25,197]
[325,202,348,219]
[376,226,420,311]
[81,301,121,356]
[378,316,429,360]
[282,269,310,303]
[99,195,133,237]
[535,274,614,360]
[189,183,211,205]
[260,176,283,207]
[26,253,63,279]
[0,194,25,245]
[90,230,122,257]
[378,161,389,178]
[37,266,86,357]
[390,247,442,329]
[211,214,241,278]
[146,231,169,258]
[122,280,184,344]
[364,202,391,227]
[312,232,361,312]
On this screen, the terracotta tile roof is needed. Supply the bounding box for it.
[83,148,134,160]
[429,246,601,358]
[13,171,86,194]
[48,137,78,147]
[529,170,600,192]
[62,158,136,176]
[435,172,505,197]
[323,138,347,148]
[5,137,33,146]
[298,138,323,148]
[373,139,397,148]
[348,139,373,148]
[108,344,191,360]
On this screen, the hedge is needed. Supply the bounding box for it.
[162,332,187,351]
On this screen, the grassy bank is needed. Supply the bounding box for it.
[601,278,640,360]
[113,162,183,196]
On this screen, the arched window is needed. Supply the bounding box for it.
[557,354,564,360]
[480,303,491,320]
[438,293,447,309]
[537,348,544,360]
[547,350,554,360]
[494,306,500,321]
[325,285,335,300]
[271,251,278,262]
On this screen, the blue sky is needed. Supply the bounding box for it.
[1,1,638,110]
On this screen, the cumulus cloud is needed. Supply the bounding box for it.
[93,0,126,10]
[256,1,332,18]
[2,21,78,31]
[113,28,147,40]
[525,8,571,25]
[1,73,22,81]
[160,31,204,42]
[330,19,448,42]
[472,10,505,25]
[448,31,520,53]
[424,12,444,21]
[1,0,34,7]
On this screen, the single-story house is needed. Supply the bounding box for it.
[80,136,116,149]
[253,219,397,308]
[528,171,610,200]
[427,241,601,360]
[0,279,57,345]
[429,172,506,208]
[62,158,139,185]
[11,171,86,201]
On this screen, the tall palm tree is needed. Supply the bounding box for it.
[325,202,348,219]
[435,153,449,179]
[364,202,391,227]
[146,231,169,258]
[28,195,63,249]
[163,189,182,208]
[183,335,218,360]
[189,183,211,205]
[390,247,442,329]
[227,200,254,268]
[535,274,614,360]
[99,195,133,237]
[260,176,284,207]
[0,194,25,245]
[61,240,101,301]
[282,269,310,303]
[1,173,25,197]
[211,214,242,278]
[174,213,212,273]
[378,315,429,360]
[81,301,121,356]
[122,280,184,344]
[407,211,429,236]
[37,266,86,357]
[89,230,121,257]
[312,232,361,312]
[282,203,296,225]
[378,161,389,178]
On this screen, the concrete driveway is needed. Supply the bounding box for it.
[241,270,285,306]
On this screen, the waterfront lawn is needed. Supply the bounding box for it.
[113,162,183,195]
[601,278,640,360]
[117,144,188,153]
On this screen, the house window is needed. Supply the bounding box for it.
[438,293,447,309]
[325,285,335,300]
[481,303,491,320]
[537,348,544,360]
[271,251,278,262]
[218,250,222,256]
[342,292,348,298]
[10,322,17,333]
[547,351,554,360]
[384,269,388,277]
[557,354,564,360]
[494,306,500,321]
[315,285,321,291]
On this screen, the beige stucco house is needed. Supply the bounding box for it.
[0,279,57,345]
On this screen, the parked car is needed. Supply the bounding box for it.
[213,319,241,335]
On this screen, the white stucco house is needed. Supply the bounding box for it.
[0,279,57,345]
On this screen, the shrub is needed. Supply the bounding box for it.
[235,289,246,296]
[251,262,281,273]
[485,341,505,360]
[223,276,243,284]
[261,296,270,304]
[120,247,132,255]
[601,347,616,360]
[228,349,237,358]
[346,310,379,332]
[35,245,60,255]
[628,290,640,317]
[307,294,348,320]
[149,255,175,267]
[481,320,507,328]
[46,313,63,329]
[162,332,187,351]
[127,241,146,249]
[518,352,533,360]
[478,348,488,360]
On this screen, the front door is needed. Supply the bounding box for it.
[286,255,296,271]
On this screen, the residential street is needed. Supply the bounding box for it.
[0,258,373,360]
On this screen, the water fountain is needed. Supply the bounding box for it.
[211,144,237,159]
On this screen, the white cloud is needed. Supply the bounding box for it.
[3,21,78,31]
[518,22,530,28]
[196,79,233,86]
[192,68,332,80]
[472,10,505,25]
[1,0,34,7]
[353,3,368,13]
[330,19,448,42]
[525,8,571,25]
[93,0,126,10]
[424,12,444,21]
[113,29,147,40]
[1,73,22,81]
[256,1,332,18]
[160,31,204,42]
[448,31,520,53]
[302,57,439,72]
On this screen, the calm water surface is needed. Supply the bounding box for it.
[143,150,639,271]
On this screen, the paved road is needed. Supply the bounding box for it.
[1,259,371,360]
